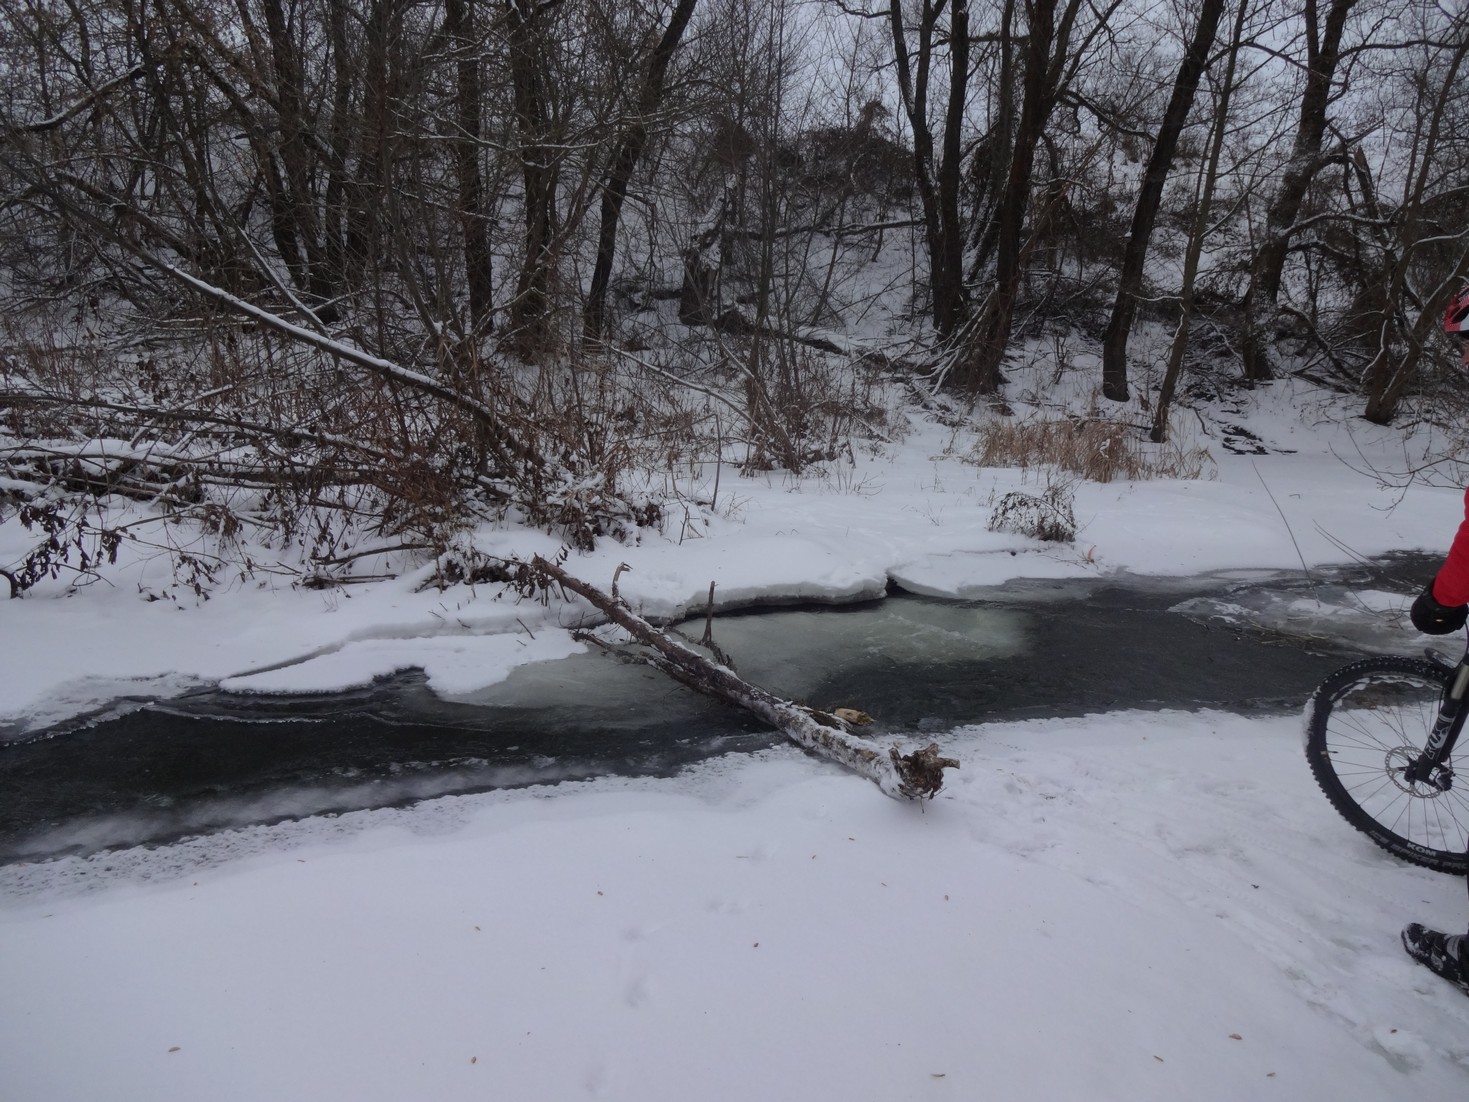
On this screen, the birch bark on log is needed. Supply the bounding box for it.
[533,557,958,800]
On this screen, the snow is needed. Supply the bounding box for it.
[219,631,588,696]
[3,374,1469,1098]
[3,713,1467,1099]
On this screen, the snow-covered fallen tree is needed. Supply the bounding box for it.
[533,555,958,800]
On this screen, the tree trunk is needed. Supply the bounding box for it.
[322,0,354,316]
[1100,0,1226,403]
[345,0,392,288]
[533,556,958,800]
[966,0,1016,283]
[935,0,970,340]
[889,0,970,340]
[584,0,698,343]
[1240,0,1357,383]
[444,0,495,336]
[679,183,736,325]
[258,0,335,309]
[963,0,1066,393]
[1152,0,1250,442]
[505,0,563,359]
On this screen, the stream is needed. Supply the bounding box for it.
[0,554,1442,865]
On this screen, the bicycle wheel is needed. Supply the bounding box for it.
[1305,656,1469,875]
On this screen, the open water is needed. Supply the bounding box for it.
[0,553,1443,863]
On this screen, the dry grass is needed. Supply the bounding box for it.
[968,410,1212,482]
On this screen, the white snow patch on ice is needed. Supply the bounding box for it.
[220,628,587,696]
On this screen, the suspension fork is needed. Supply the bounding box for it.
[1406,655,1469,785]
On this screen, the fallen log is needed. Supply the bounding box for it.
[533,556,958,800]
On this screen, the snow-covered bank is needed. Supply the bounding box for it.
[0,379,1458,734]
[3,709,1467,1100]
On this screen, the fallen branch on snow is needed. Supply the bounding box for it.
[533,556,958,800]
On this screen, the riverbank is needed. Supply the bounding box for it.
[0,373,1458,737]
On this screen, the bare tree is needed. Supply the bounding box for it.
[1239,0,1358,383]
[887,0,970,341]
[584,0,700,343]
[959,0,1120,394]
[1356,9,1469,422]
[1099,0,1227,403]
[444,0,496,335]
[1151,0,1255,441]
[504,0,566,357]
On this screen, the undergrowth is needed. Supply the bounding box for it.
[967,407,1213,483]
[0,319,895,596]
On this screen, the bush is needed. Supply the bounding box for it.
[987,484,1076,543]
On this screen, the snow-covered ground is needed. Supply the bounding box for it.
[4,710,1468,1100]
[3,371,1469,1098]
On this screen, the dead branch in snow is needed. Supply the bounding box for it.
[532,556,958,800]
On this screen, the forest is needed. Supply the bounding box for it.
[0,0,1465,594]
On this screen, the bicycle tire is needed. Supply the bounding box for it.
[1304,655,1469,875]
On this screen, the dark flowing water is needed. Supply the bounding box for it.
[0,554,1439,864]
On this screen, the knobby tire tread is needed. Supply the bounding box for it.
[1305,655,1469,876]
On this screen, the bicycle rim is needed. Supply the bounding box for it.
[1305,657,1469,875]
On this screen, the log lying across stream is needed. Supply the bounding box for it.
[533,556,958,800]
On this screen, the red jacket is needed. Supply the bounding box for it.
[1446,286,1469,334]
[1447,287,1469,364]
[1434,486,1469,606]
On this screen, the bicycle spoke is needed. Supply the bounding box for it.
[1328,710,1399,751]
[1341,773,1402,810]
[1307,658,1468,872]
[1438,780,1469,838]
[1428,799,1460,851]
